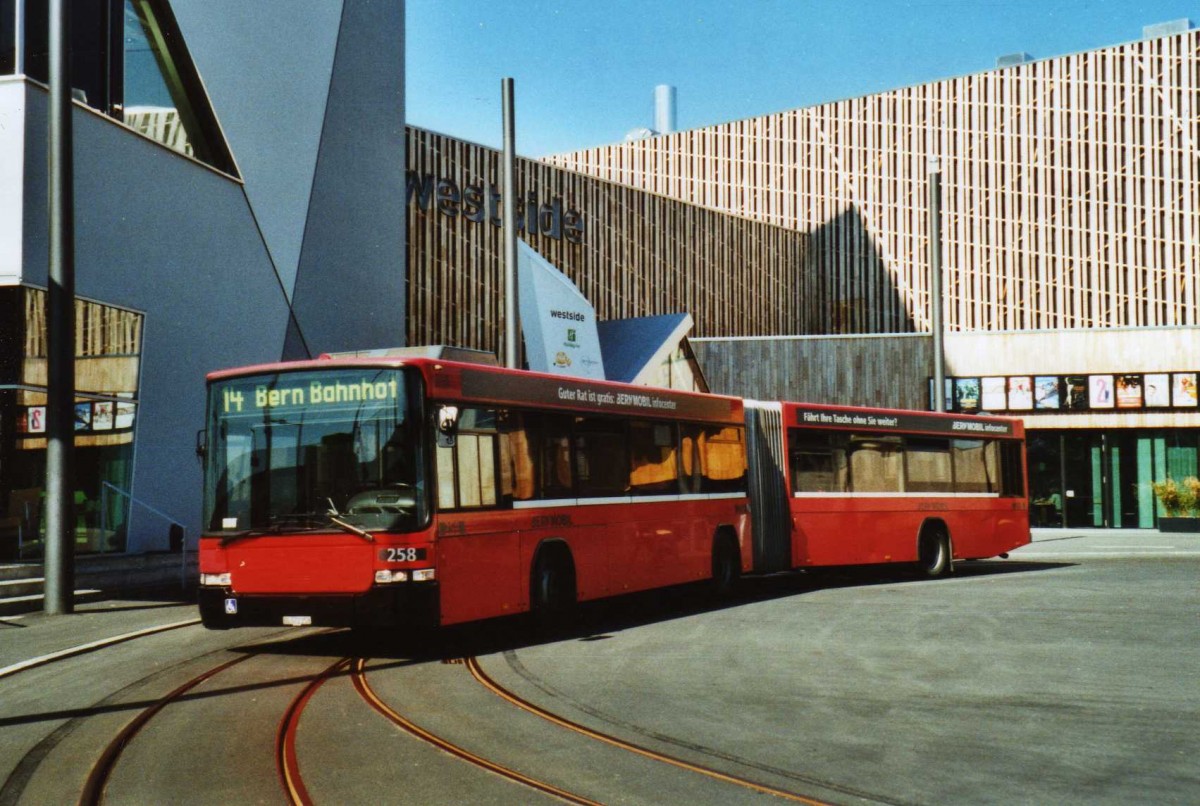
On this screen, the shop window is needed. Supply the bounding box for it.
[3,288,142,558]
[0,1,14,75]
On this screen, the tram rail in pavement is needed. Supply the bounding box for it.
[2,528,1195,616]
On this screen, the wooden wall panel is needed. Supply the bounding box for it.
[548,30,1200,336]
[406,128,810,355]
[691,335,932,408]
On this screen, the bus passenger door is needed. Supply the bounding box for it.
[433,414,524,625]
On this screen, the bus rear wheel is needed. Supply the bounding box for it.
[711,534,742,597]
[916,528,952,578]
[531,547,575,629]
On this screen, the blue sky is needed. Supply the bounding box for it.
[406,1,1200,157]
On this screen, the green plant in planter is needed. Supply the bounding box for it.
[1152,477,1200,517]
[1186,477,1200,517]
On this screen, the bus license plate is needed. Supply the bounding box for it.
[283,615,312,626]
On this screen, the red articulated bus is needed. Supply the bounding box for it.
[197,355,1030,631]
[197,355,750,629]
[743,401,1030,577]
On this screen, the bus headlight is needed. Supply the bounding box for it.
[200,573,232,587]
[374,569,408,584]
[412,569,436,582]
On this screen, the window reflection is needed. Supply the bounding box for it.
[6,0,234,174]
[122,0,196,159]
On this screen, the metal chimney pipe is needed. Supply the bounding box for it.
[654,84,676,134]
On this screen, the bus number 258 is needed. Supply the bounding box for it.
[380,547,426,563]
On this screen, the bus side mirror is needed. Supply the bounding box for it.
[195,428,207,461]
[436,406,459,448]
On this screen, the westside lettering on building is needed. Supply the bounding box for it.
[406,170,584,244]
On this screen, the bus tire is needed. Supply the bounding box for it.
[916,526,952,578]
[198,595,231,630]
[530,544,576,629]
[711,532,742,596]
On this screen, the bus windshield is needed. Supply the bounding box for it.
[203,367,427,536]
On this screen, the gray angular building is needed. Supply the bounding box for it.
[0,0,405,558]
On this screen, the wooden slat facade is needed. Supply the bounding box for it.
[406,127,810,355]
[547,30,1200,335]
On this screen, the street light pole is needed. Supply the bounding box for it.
[45,0,76,614]
[928,159,946,413]
[501,78,520,369]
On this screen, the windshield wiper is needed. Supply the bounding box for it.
[219,530,258,546]
[327,514,375,543]
[217,511,374,544]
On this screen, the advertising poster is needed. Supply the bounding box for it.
[981,377,1007,411]
[93,401,115,430]
[1007,377,1033,410]
[1115,375,1142,409]
[75,403,93,431]
[115,400,136,429]
[954,378,980,412]
[1144,373,1171,407]
[1089,375,1115,408]
[1173,373,1199,407]
[26,407,46,434]
[1065,376,1089,410]
[1034,376,1060,409]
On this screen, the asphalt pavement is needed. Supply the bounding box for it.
[2,530,1198,804]
[1018,526,1200,559]
[3,527,1196,670]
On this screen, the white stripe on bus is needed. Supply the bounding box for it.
[792,491,1002,499]
[512,492,747,510]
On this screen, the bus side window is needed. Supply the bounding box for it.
[952,439,991,493]
[533,414,573,500]
[904,437,953,493]
[574,417,629,497]
[629,421,679,495]
[699,425,746,493]
[848,436,902,493]
[680,424,703,494]
[502,411,535,502]
[789,430,835,492]
[435,407,499,510]
[1000,441,1025,497]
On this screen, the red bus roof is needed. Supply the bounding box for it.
[207,355,745,425]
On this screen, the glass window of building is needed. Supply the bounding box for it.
[4,0,235,174]
[0,287,143,561]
